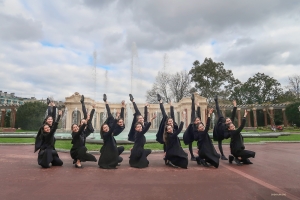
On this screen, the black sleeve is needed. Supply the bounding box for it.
[144,106,148,122]
[191,98,195,123]
[106,104,113,118]
[173,121,184,136]
[197,106,201,120]
[170,106,175,120]
[72,124,87,138]
[88,109,95,123]
[47,106,52,117]
[133,102,141,115]
[235,117,246,135]
[120,107,124,119]
[160,103,167,118]
[81,102,87,119]
[204,117,211,133]
[52,106,57,122]
[49,121,59,137]
[231,107,237,122]
[215,98,223,118]
[141,122,152,135]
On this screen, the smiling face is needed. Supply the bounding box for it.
[117,119,124,127]
[137,115,144,124]
[45,116,53,126]
[72,124,79,132]
[135,123,142,132]
[197,123,205,131]
[228,123,235,130]
[166,125,173,134]
[167,118,173,126]
[102,124,109,132]
[225,117,232,124]
[43,125,50,133]
[193,117,201,125]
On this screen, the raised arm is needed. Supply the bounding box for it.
[159,100,167,118]
[230,100,237,122]
[204,108,213,133]
[80,95,88,119]
[49,110,62,136]
[236,110,247,133]
[120,100,125,119]
[214,96,223,119]
[72,123,87,138]
[173,121,184,136]
[144,103,149,122]
[191,94,195,123]
[141,114,156,134]
[197,102,201,120]
[51,102,57,122]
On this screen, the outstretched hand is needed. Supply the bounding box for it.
[92,103,96,109]
[244,110,248,117]
[233,100,237,107]
[58,110,62,116]
[209,108,214,114]
[121,100,125,107]
[151,113,157,120]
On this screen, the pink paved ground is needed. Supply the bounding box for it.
[0,143,299,200]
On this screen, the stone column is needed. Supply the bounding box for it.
[263,108,268,126]
[252,108,257,127]
[282,108,288,127]
[269,107,274,126]
[237,108,241,127]
[1,109,6,127]
[247,109,251,127]
[10,107,16,128]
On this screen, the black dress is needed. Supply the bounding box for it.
[37,116,63,168]
[98,116,124,169]
[129,122,152,168]
[194,117,220,168]
[70,123,97,164]
[165,122,188,168]
[128,102,148,142]
[224,118,256,161]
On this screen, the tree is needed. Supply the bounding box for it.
[15,101,48,130]
[189,58,241,102]
[146,71,171,103]
[285,102,300,127]
[230,73,283,104]
[169,70,191,102]
[146,70,192,103]
[286,75,300,99]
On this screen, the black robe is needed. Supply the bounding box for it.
[35,105,57,153]
[70,123,97,163]
[224,118,256,160]
[183,97,201,145]
[129,122,152,168]
[156,103,178,144]
[37,116,63,168]
[128,102,148,142]
[194,117,220,168]
[213,99,237,141]
[165,122,188,168]
[98,116,124,169]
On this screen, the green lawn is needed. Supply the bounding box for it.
[1,135,300,151]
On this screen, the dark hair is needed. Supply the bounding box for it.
[43,115,53,126]
[100,123,109,138]
[226,122,233,130]
[136,115,143,122]
[165,117,173,126]
[117,118,124,125]
[134,122,142,129]
[193,117,201,124]
[163,125,172,145]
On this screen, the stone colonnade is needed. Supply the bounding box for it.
[64,92,208,131]
[0,106,17,128]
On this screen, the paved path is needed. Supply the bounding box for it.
[0,143,299,200]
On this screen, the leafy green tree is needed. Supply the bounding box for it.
[16,101,48,131]
[230,73,283,104]
[189,58,240,102]
[285,102,300,127]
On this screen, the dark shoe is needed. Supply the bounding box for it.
[167,161,178,168]
[200,159,209,167]
[75,164,83,168]
[129,94,134,102]
[157,94,161,102]
[221,155,228,160]
[103,94,107,102]
[47,98,50,105]
[242,158,253,164]
[214,95,218,102]
[229,155,234,164]
[191,93,194,101]
[191,157,197,161]
[80,95,84,103]
[234,158,243,166]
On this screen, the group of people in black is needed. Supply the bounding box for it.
[34,93,255,169]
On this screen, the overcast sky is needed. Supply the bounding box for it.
[1,0,300,103]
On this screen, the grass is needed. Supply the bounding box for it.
[1,134,300,150]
